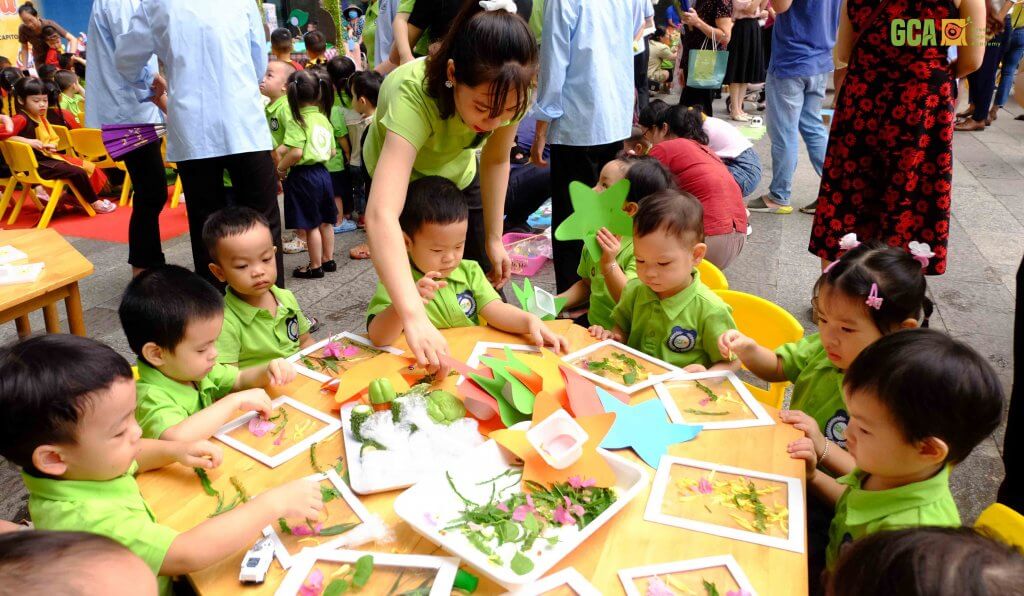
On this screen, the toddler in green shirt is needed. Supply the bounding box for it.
[0,335,323,596]
[203,207,315,368]
[590,189,738,372]
[788,329,1003,568]
[260,59,297,148]
[367,176,568,352]
[119,265,297,441]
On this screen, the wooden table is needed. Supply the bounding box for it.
[138,322,807,595]
[0,228,93,337]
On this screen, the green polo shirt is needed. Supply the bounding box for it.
[135,361,239,439]
[265,94,293,148]
[611,270,736,369]
[363,58,517,190]
[777,333,848,448]
[577,238,637,329]
[827,466,959,568]
[366,259,501,329]
[59,93,83,124]
[23,462,178,595]
[216,286,311,369]
[326,99,350,173]
[283,106,334,166]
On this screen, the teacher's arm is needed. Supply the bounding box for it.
[479,122,518,289]
[366,130,449,372]
[114,2,158,97]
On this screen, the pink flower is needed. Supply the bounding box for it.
[290,522,323,536]
[341,345,360,357]
[697,478,713,494]
[299,569,324,596]
[727,591,753,596]
[273,433,285,446]
[248,416,275,437]
[496,502,509,512]
[568,476,596,489]
[512,495,535,522]
[554,496,584,525]
[321,342,343,358]
[645,576,674,596]
[699,397,710,406]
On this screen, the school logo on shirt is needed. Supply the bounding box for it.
[667,326,697,353]
[311,126,333,156]
[270,117,280,132]
[286,315,300,342]
[456,290,477,318]
[825,409,849,449]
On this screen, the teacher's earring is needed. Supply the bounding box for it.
[445,80,454,89]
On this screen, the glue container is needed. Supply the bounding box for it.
[526,409,589,469]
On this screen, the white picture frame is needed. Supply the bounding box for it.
[458,342,541,385]
[274,549,459,596]
[261,470,375,570]
[617,555,757,596]
[214,396,341,468]
[561,339,680,394]
[654,370,775,430]
[644,456,805,553]
[504,567,602,596]
[287,331,403,383]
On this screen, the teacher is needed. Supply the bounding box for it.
[362,0,537,370]
[17,2,78,69]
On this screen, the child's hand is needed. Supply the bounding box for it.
[780,410,826,455]
[233,388,274,418]
[595,227,621,265]
[28,139,56,153]
[265,358,296,386]
[787,437,818,479]
[718,329,756,361]
[265,478,324,520]
[683,364,707,373]
[527,316,569,353]
[589,325,612,340]
[416,272,448,304]
[174,439,223,470]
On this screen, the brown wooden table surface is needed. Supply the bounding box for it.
[138,321,807,595]
[0,228,93,337]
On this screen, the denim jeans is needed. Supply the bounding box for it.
[765,71,828,205]
[724,146,763,197]
[996,26,1024,107]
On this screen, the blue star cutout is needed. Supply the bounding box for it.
[597,388,702,468]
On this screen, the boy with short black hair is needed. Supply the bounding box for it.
[303,30,328,68]
[270,27,304,71]
[590,189,738,372]
[0,335,323,596]
[260,59,297,150]
[791,328,1005,568]
[366,176,568,352]
[346,70,383,232]
[203,207,314,368]
[119,265,296,441]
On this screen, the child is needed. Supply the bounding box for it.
[41,25,62,68]
[259,59,296,153]
[345,70,383,260]
[276,69,338,278]
[0,77,115,214]
[647,27,676,92]
[119,265,297,441]
[203,207,315,368]
[322,57,356,233]
[367,176,568,352]
[270,27,304,71]
[622,126,651,156]
[0,334,323,596]
[303,30,328,68]
[790,329,1004,568]
[590,189,738,372]
[44,80,79,130]
[558,154,675,329]
[827,527,1024,596]
[0,67,22,117]
[54,70,83,127]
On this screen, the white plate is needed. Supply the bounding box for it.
[394,426,650,589]
[654,370,775,430]
[503,567,601,595]
[618,555,757,596]
[214,396,341,468]
[287,332,404,383]
[274,549,459,596]
[561,339,680,394]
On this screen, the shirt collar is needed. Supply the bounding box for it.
[21,462,143,505]
[224,286,286,325]
[268,95,288,113]
[636,269,703,319]
[840,466,952,526]
[136,360,195,397]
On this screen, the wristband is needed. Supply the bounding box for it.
[819,439,831,463]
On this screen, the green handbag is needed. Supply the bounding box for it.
[686,32,729,89]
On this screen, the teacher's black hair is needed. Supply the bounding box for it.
[844,328,1003,465]
[665,104,709,145]
[17,2,38,17]
[0,335,133,475]
[424,1,538,121]
[638,99,671,129]
[399,176,469,238]
[286,69,332,128]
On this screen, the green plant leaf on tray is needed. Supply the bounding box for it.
[324,579,350,596]
[352,554,374,587]
[510,551,534,575]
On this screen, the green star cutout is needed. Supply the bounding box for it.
[511,278,567,321]
[554,179,634,262]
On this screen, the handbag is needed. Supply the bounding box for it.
[686,30,729,89]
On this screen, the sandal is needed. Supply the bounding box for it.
[91,199,117,214]
[349,243,371,260]
[293,265,324,279]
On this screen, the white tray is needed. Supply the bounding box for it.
[287,332,404,383]
[394,427,650,589]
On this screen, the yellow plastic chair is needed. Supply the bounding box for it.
[0,140,96,228]
[697,259,729,290]
[51,125,78,157]
[976,503,1024,552]
[0,140,44,221]
[68,127,133,206]
[714,289,804,408]
[161,137,183,209]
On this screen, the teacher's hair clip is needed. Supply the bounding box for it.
[479,0,517,12]
[865,283,884,310]
[838,232,860,251]
[908,241,935,270]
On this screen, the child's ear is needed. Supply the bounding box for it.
[691,242,707,264]
[208,262,227,283]
[403,232,413,252]
[141,342,165,367]
[917,436,949,463]
[898,318,919,330]
[623,201,639,217]
[32,445,68,477]
[446,59,456,86]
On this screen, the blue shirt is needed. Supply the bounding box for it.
[632,0,654,55]
[532,0,635,147]
[85,0,163,128]
[115,0,273,162]
[374,0,398,69]
[769,0,842,78]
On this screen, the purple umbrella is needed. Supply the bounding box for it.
[100,123,167,160]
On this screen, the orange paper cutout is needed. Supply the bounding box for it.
[333,353,416,407]
[489,391,617,489]
[515,349,570,411]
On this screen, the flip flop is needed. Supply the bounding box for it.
[91,199,117,214]
[349,243,371,260]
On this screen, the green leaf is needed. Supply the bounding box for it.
[703,579,721,596]
[278,518,290,534]
[683,408,731,416]
[510,551,534,575]
[194,468,217,496]
[622,371,637,385]
[318,522,360,536]
[321,484,342,503]
[324,579,350,596]
[352,554,374,587]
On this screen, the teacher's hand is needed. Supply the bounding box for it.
[486,237,512,289]
[404,314,450,377]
